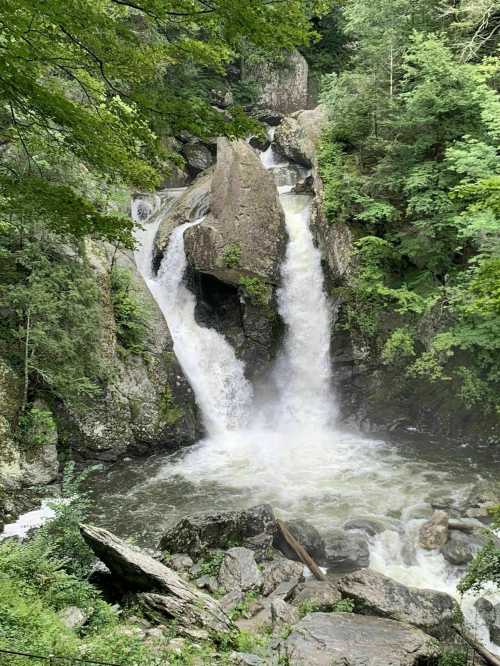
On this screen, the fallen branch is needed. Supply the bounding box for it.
[277,519,326,581]
[454,626,500,666]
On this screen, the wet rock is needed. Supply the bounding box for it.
[80,524,233,636]
[274,519,326,565]
[491,604,500,645]
[249,135,271,152]
[440,529,485,565]
[419,511,449,550]
[271,599,299,629]
[218,547,262,593]
[475,598,494,630]
[58,606,88,631]
[279,612,439,666]
[242,50,309,115]
[343,517,388,537]
[338,568,457,638]
[254,109,284,126]
[182,143,213,175]
[261,558,305,596]
[292,175,314,194]
[291,580,341,611]
[324,529,370,572]
[159,504,277,560]
[465,481,499,523]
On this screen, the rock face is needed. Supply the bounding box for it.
[242,50,310,114]
[419,511,449,550]
[80,524,233,636]
[273,107,325,167]
[274,519,326,565]
[57,243,199,462]
[338,568,457,638]
[324,529,370,572]
[280,612,439,666]
[154,139,286,378]
[292,580,342,611]
[159,505,277,560]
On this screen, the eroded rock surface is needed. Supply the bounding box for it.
[280,612,439,666]
[338,568,457,638]
[80,524,233,636]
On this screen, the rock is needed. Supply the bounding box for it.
[80,524,233,636]
[324,529,370,572]
[254,109,284,126]
[440,529,485,565]
[261,558,305,597]
[271,599,300,629]
[338,568,457,638]
[168,553,194,572]
[274,519,326,565]
[475,598,494,630]
[491,604,500,645]
[273,107,326,167]
[160,164,190,189]
[182,143,213,175]
[218,547,262,593]
[229,652,265,666]
[242,50,310,114]
[465,481,499,523]
[292,580,341,611]
[279,612,439,666]
[249,135,271,152]
[58,606,88,631]
[0,358,24,493]
[242,532,274,562]
[159,504,277,560]
[292,175,314,194]
[57,241,200,461]
[220,590,245,613]
[343,517,388,537]
[20,401,59,485]
[145,626,165,640]
[419,511,449,550]
[194,574,219,594]
[184,138,285,286]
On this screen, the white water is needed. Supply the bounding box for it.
[127,148,500,655]
[133,202,252,434]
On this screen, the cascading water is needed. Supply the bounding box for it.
[273,193,335,428]
[113,147,500,656]
[133,198,253,434]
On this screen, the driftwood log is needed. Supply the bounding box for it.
[277,519,326,581]
[455,626,500,666]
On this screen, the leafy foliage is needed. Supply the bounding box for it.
[222,243,241,269]
[110,265,151,356]
[239,276,271,307]
[459,505,500,594]
[319,1,500,415]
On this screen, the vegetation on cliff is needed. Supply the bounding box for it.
[318,0,500,417]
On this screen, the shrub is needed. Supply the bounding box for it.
[222,244,241,269]
[239,276,271,307]
[110,266,150,356]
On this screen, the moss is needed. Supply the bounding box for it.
[159,385,183,426]
[239,276,271,308]
[222,243,241,269]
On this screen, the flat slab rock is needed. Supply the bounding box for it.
[280,612,439,666]
[338,568,457,638]
[80,524,233,635]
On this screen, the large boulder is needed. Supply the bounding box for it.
[80,524,233,636]
[291,580,342,611]
[338,568,457,638]
[440,530,486,566]
[218,547,262,594]
[56,242,200,462]
[274,519,326,565]
[182,143,213,176]
[279,612,439,666]
[242,50,310,115]
[273,107,326,167]
[159,505,277,560]
[324,529,370,573]
[184,138,285,286]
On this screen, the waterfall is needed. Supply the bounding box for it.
[273,194,335,428]
[133,200,253,434]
